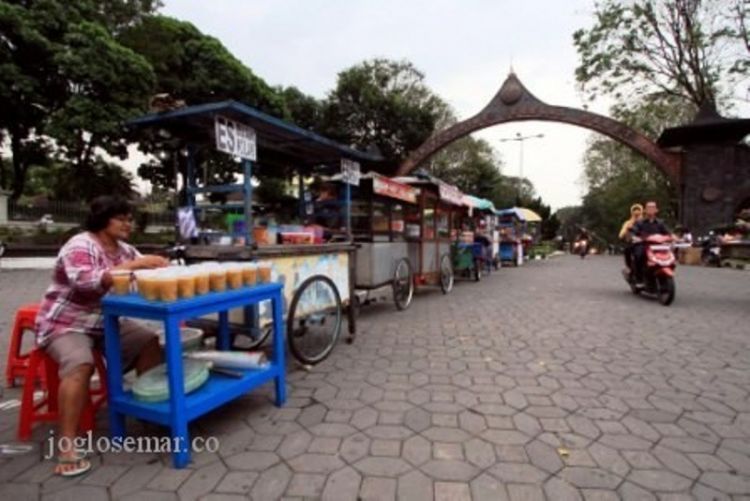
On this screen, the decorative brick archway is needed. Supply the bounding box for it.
[396,72,681,183]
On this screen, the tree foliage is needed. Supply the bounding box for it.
[323,59,449,170]
[573,0,747,108]
[574,95,691,243]
[118,15,287,195]
[118,15,283,113]
[0,0,158,200]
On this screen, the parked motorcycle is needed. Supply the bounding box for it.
[699,232,721,267]
[622,234,676,306]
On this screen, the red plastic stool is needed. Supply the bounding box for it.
[17,348,108,441]
[5,303,41,387]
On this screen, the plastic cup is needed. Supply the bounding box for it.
[156,269,179,302]
[110,270,132,295]
[224,262,244,289]
[242,262,257,286]
[177,268,196,299]
[192,264,210,295]
[135,270,159,301]
[208,265,227,292]
[258,261,272,284]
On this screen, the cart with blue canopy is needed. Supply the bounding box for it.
[495,207,526,266]
[129,100,382,365]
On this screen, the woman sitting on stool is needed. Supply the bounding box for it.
[35,196,168,476]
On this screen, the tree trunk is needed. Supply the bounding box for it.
[10,132,28,201]
[0,155,6,190]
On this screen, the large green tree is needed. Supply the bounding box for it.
[322,59,449,170]
[572,0,746,242]
[48,21,155,173]
[577,96,695,242]
[278,85,325,132]
[573,0,747,108]
[119,15,286,193]
[0,0,158,200]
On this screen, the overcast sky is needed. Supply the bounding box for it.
[160,0,610,210]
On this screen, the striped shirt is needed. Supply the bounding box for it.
[35,232,140,346]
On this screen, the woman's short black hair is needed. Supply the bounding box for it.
[84,196,133,232]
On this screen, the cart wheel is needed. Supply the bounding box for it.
[392,258,414,311]
[439,254,454,294]
[287,275,342,365]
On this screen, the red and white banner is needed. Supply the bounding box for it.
[373,175,418,204]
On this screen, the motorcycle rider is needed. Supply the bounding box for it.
[630,200,670,286]
[575,228,590,257]
[618,203,643,273]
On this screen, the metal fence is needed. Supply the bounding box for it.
[8,200,174,227]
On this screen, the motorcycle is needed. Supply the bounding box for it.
[699,232,721,267]
[622,234,676,306]
[574,239,588,259]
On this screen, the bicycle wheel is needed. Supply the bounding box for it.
[392,258,414,311]
[439,253,454,294]
[287,275,342,365]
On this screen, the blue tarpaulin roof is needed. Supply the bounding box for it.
[495,207,526,221]
[128,100,383,168]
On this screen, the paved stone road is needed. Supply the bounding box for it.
[1,256,749,500]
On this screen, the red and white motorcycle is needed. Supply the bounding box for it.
[623,234,676,306]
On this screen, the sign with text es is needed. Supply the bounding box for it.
[214,115,257,161]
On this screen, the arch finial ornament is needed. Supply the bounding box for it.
[397,73,681,183]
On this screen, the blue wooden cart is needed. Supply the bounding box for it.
[102,284,285,468]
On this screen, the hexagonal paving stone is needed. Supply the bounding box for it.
[420,459,479,482]
[354,457,412,477]
[224,451,280,471]
[288,453,345,474]
[397,470,433,501]
[321,466,362,501]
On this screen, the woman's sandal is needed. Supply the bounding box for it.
[54,456,92,477]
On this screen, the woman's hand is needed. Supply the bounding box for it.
[132,255,170,269]
[114,255,169,272]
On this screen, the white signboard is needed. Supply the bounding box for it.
[341,159,361,186]
[214,115,257,161]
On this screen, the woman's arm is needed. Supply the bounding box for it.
[111,255,169,272]
[63,244,168,293]
[61,243,110,293]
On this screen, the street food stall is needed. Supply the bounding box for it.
[392,174,465,293]
[129,100,382,365]
[320,172,419,310]
[496,207,526,266]
[517,207,542,256]
[449,195,497,280]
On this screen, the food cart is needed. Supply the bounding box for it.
[458,195,498,275]
[496,207,526,266]
[392,174,465,293]
[320,172,419,310]
[129,100,382,365]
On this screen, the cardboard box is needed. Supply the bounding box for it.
[679,247,702,265]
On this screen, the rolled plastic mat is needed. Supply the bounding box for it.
[185,350,269,370]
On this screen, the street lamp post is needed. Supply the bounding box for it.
[498,132,544,203]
